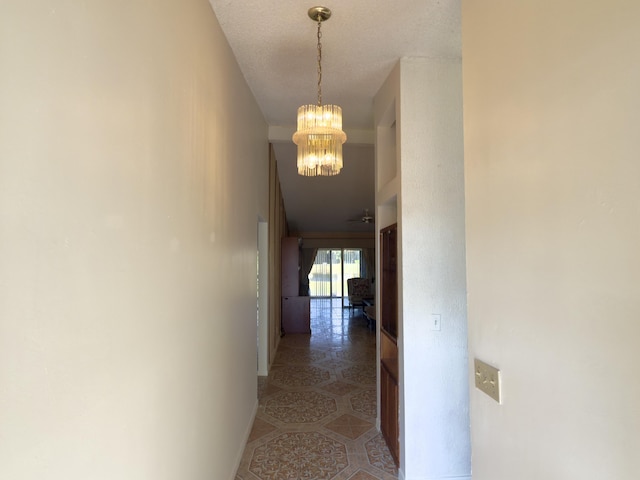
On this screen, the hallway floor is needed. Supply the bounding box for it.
[235,298,398,480]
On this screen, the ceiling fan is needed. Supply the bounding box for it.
[348,209,375,224]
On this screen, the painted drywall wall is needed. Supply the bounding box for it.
[462,1,640,478]
[0,1,268,479]
[398,58,470,480]
[374,58,470,480]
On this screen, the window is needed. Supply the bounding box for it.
[309,248,362,297]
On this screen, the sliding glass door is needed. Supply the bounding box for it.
[309,249,332,297]
[309,248,362,298]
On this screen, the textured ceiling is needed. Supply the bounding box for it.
[208,0,461,233]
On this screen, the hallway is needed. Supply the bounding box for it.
[235,299,398,480]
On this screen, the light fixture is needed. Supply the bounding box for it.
[292,6,347,176]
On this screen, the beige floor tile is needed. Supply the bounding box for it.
[235,298,398,480]
[324,414,374,440]
[247,417,278,443]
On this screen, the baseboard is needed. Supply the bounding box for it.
[230,398,259,480]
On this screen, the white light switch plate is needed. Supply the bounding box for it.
[474,359,501,403]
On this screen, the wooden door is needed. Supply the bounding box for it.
[379,223,399,466]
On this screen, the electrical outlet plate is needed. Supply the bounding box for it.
[474,359,501,403]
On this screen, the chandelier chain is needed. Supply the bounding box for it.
[316,16,322,106]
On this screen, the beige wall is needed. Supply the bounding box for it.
[0,1,268,479]
[463,1,640,478]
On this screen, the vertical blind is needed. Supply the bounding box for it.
[309,248,361,297]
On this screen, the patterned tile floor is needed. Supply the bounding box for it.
[235,298,398,480]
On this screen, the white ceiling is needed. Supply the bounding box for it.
[208,0,461,233]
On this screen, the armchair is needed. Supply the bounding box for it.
[346,277,372,312]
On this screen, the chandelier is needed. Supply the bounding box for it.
[292,6,347,176]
